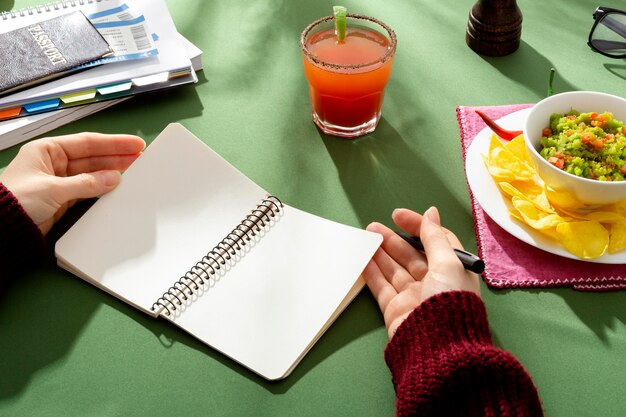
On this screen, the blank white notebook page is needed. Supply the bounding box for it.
[56,123,267,314]
[164,204,382,380]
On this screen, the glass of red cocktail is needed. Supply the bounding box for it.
[300,13,397,138]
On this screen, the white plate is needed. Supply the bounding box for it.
[465,108,626,264]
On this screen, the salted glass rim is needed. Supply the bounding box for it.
[300,13,397,70]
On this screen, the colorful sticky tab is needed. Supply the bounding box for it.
[168,69,192,79]
[97,81,132,96]
[60,89,97,104]
[23,99,61,113]
[132,72,169,86]
[0,106,22,119]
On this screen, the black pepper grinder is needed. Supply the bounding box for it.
[466,0,523,56]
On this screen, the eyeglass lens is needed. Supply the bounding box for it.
[590,11,626,56]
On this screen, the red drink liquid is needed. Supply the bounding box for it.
[301,19,395,137]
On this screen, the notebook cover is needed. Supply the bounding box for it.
[0,11,112,96]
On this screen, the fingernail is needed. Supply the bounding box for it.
[425,206,440,223]
[100,171,120,187]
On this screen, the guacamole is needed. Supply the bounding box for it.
[539,110,626,181]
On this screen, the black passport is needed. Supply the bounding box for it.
[0,11,113,96]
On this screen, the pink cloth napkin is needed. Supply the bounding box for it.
[457,104,626,291]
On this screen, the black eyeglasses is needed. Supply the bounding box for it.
[588,6,626,58]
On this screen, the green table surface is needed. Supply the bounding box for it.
[2,0,626,415]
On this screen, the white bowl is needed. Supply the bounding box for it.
[523,91,626,206]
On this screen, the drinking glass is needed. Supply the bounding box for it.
[300,14,397,138]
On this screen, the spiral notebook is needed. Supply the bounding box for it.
[55,123,383,380]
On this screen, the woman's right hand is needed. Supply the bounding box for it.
[362,207,481,339]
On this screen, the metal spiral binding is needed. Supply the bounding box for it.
[151,196,283,316]
[1,0,104,20]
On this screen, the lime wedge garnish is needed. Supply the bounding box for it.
[333,6,347,43]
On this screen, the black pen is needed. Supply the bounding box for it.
[397,231,485,274]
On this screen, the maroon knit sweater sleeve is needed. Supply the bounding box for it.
[0,183,46,285]
[384,291,543,417]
